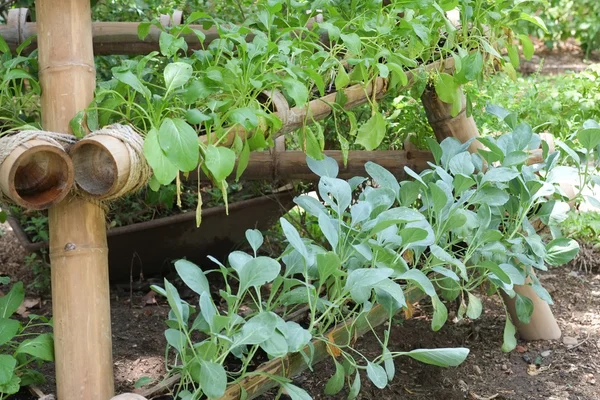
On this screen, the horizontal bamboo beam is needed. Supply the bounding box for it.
[194,149,435,181]
[1,9,323,55]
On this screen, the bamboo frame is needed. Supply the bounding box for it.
[1,8,322,56]
[0,139,74,209]
[421,85,561,341]
[37,0,114,399]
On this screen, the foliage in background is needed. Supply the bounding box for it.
[530,0,600,58]
[560,211,600,247]
[0,280,54,399]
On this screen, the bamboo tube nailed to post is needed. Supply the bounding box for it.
[0,139,74,209]
[37,0,115,399]
[421,86,561,341]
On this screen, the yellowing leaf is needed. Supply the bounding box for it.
[326,332,341,358]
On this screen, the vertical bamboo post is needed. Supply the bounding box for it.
[421,86,561,341]
[37,0,114,399]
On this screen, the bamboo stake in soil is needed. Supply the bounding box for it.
[421,87,561,341]
[37,0,114,398]
[0,139,74,209]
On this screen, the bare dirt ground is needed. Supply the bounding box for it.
[2,220,600,400]
[520,38,600,75]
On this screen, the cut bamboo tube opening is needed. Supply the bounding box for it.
[38,0,115,399]
[70,135,130,198]
[421,86,484,154]
[500,275,561,341]
[422,86,561,341]
[0,139,74,209]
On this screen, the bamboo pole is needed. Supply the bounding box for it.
[37,0,114,399]
[0,139,74,209]
[1,9,322,55]
[421,87,561,341]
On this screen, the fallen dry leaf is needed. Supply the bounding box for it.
[516,345,528,353]
[16,297,41,317]
[403,302,415,320]
[140,291,157,307]
[527,364,550,376]
[326,331,341,358]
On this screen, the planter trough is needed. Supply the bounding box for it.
[8,191,296,282]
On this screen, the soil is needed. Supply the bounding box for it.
[1,219,600,400]
[519,38,600,75]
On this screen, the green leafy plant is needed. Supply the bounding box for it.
[0,280,54,399]
[151,118,583,398]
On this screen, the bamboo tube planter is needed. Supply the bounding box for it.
[421,85,561,341]
[0,139,74,209]
[70,134,130,198]
[37,0,114,399]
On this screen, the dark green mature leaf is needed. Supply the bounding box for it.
[356,112,386,151]
[144,128,178,185]
[515,293,534,324]
[204,144,235,181]
[434,73,458,104]
[158,118,199,172]
[112,67,150,98]
[15,333,54,361]
[0,319,19,346]
[238,257,281,293]
[340,33,361,54]
[0,355,16,385]
[0,282,24,319]
[577,128,600,151]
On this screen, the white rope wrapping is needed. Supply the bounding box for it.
[0,130,77,205]
[81,124,151,201]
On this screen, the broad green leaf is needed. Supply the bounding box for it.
[449,152,474,176]
[347,371,361,400]
[431,296,448,331]
[236,312,278,346]
[318,177,352,216]
[282,383,312,400]
[515,293,534,324]
[134,376,153,389]
[229,107,259,130]
[545,238,579,266]
[164,279,184,325]
[481,167,519,184]
[518,34,534,60]
[397,269,436,297]
[165,328,186,353]
[137,22,152,40]
[15,333,54,361]
[0,319,19,346]
[260,331,288,358]
[356,112,386,151]
[280,218,309,262]
[283,321,312,352]
[577,128,600,151]
[325,360,345,395]
[307,155,339,178]
[200,360,227,399]
[158,118,199,172]
[317,251,340,283]
[164,62,193,93]
[245,229,263,255]
[282,77,308,107]
[383,347,395,381]
[112,67,150,98]
[69,110,86,138]
[470,187,509,206]
[236,139,250,182]
[335,64,350,90]
[0,355,16,385]
[0,282,24,318]
[340,33,361,54]
[434,73,458,104]
[174,259,209,296]
[466,293,482,319]
[375,279,406,313]
[345,268,393,304]
[365,162,400,195]
[367,362,387,389]
[204,144,235,181]
[429,245,467,280]
[402,348,469,367]
[238,257,281,293]
[501,315,517,352]
[144,128,179,184]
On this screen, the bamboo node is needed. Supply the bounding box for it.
[71,124,151,201]
[0,130,76,209]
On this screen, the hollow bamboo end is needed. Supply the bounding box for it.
[70,135,131,199]
[0,140,74,209]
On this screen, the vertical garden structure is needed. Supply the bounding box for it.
[37,0,114,399]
